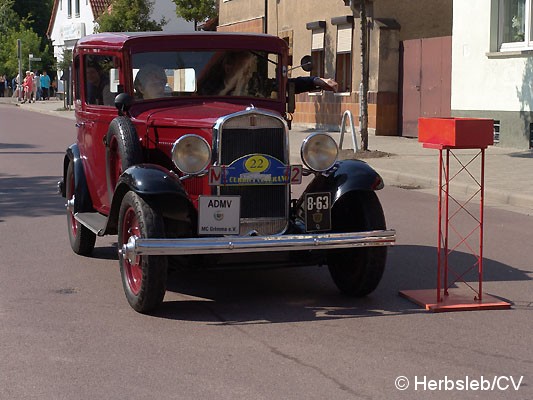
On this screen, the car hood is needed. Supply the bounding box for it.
[136,102,262,129]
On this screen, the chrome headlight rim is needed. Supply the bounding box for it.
[171,134,211,175]
[300,132,339,172]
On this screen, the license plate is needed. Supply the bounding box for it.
[198,196,240,235]
[304,192,331,232]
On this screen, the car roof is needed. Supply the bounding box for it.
[75,31,288,53]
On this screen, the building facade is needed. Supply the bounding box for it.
[218,0,452,136]
[452,0,533,149]
[47,0,194,64]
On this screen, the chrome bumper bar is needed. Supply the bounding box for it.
[119,230,396,263]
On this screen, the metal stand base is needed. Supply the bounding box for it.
[400,286,511,312]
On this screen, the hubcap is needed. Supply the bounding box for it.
[67,171,77,236]
[122,207,142,295]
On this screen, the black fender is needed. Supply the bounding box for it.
[301,159,384,206]
[104,163,197,235]
[62,144,94,213]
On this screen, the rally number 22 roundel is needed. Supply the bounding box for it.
[244,155,270,173]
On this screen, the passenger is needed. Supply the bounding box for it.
[134,64,168,99]
[86,62,109,105]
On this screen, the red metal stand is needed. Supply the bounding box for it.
[400,118,511,312]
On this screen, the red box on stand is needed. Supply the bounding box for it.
[418,117,494,148]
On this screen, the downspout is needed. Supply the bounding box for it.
[264,0,268,33]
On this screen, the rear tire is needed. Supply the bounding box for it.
[327,191,388,297]
[118,191,167,313]
[66,160,96,255]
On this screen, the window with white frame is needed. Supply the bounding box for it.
[75,0,80,17]
[306,21,326,85]
[335,23,352,92]
[67,0,72,18]
[499,0,533,50]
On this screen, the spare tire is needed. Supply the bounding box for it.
[106,116,143,197]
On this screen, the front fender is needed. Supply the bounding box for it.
[105,164,195,234]
[302,159,384,204]
[63,144,93,213]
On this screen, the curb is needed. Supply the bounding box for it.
[378,168,532,212]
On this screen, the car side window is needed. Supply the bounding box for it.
[84,55,118,106]
[74,55,81,101]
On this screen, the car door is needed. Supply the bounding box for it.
[76,51,122,214]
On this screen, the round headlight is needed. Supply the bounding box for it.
[171,134,211,174]
[300,133,338,172]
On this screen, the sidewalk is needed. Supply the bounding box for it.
[3,96,532,215]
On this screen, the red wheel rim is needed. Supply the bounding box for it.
[67,169,77,236]
[108,137,122,190]
[122,206,143,295]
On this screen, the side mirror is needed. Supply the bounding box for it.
[288,55,313,72]
[115,93,133,116]
[300,55,313,72]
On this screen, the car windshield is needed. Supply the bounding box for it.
[131,50,280,101]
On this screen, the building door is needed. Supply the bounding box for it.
[400,36,451,137]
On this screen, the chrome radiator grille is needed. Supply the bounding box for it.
[216,111,289,235]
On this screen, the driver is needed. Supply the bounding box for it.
[199,51,338,96]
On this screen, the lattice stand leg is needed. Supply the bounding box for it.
[400,147,511,312]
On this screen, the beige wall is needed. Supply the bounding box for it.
[374,0,452,40]
[219,0,452,81]
[218,0,264,31]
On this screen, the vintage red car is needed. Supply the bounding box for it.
[59,32,395,313]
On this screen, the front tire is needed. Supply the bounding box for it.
[118,191,167,313]
[327,191,388,297]
[66,160,96,255]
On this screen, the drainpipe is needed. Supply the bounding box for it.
[264,0,268,33]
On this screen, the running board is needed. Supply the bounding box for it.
[75,212,108,236]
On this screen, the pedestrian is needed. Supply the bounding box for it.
[22,71,33,103]
[0,74,5,97]
[40,70,51,100]
[34,71,42,101]
[51,78,57,98]
[12,75,19,99]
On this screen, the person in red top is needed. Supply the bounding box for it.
[22,71,33,103]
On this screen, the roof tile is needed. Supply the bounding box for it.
[90,0,112,17]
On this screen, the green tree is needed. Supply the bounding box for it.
[0,21,42,77]
[0,0,54,77]
[12,0,54,40]
[95,0,166,32]
[0,0,19,35]
[173,0,217,30]
[56,49,73,72]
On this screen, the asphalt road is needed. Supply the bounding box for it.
[0,104,532,399]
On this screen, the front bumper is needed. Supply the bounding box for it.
[119,229,396,263]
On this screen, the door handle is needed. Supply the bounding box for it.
[75,122,85,128]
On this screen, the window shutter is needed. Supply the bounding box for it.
[337,24,352,53]
[312,28,325,50]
